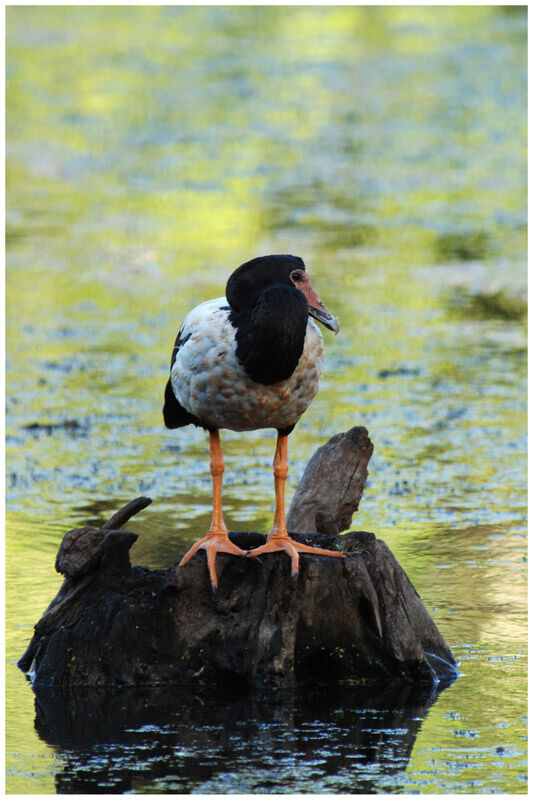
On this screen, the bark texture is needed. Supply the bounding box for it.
[18,428,458,690]
[18,530,457,689]
[287,425,373,534]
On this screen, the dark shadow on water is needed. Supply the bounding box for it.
[32,678,455,793]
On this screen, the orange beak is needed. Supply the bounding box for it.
[297,270,340,335]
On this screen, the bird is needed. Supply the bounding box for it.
[163,254,345,588]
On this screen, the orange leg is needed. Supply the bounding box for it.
[179,430,246,589]
[246,433,345,576]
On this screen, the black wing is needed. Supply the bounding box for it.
[162,328,203,430]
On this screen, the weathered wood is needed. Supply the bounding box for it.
[18,529,457,689]
[287,426,373,534]
[54,497,151,580]
[54,528,138,581]
[101,496,152,530]
[18,499,151,674]
[18,430,458,690]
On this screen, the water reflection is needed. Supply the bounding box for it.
[6,3,526,793]
[33,680,452,793]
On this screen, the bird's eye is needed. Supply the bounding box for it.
[290,270,304,283]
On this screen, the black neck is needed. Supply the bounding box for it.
[230,284,308,385]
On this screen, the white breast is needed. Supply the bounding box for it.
[171,298,323,432]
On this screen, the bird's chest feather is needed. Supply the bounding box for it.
[171,300,323,432]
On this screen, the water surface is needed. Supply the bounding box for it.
[6,5,527,794]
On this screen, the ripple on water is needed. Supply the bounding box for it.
[6,3,527,795]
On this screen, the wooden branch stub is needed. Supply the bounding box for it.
[55,528,138,579]
[101,496,152,530]
[54,497,150,580]
[287,426,373,535]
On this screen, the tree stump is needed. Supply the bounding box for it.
[18,427,458,690]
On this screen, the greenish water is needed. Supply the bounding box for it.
[6,5,526,794]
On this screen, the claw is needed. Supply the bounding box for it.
[179,533,246,589]
[247,535,345,576]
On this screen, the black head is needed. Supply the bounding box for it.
[226,255,305,311]
[226,254,339,334]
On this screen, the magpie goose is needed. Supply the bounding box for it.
[163,254,344,588]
